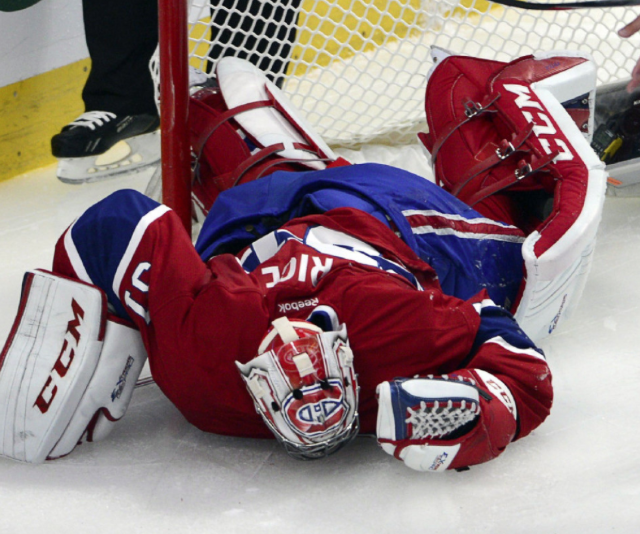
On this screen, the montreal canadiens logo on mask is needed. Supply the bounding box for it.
[282,378,347,438]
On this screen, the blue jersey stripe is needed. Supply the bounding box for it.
[67,190,163,319]
[468,302,543,363]
[196,163,524,308]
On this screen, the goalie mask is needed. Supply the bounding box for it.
[236,316,359,460]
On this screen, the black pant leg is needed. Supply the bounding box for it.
[208,0,302,87]
[82,0,159,116]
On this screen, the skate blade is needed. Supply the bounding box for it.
[56,130,161,183]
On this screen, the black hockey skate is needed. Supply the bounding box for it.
[51,111,159,158]
[52,111,161,184]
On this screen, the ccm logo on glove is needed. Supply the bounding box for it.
[33,299,85,414]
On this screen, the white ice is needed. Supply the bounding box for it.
[0,155,639,533]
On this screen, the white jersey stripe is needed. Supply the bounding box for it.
[402,209,526,243]
[410,225,526,243]
[112,205,171,297]
[485,335,547,362]
[472,299,498,315]
[402,209,519,229]
[63,221,94,285]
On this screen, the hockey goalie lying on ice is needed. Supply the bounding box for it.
[0,50,606,472]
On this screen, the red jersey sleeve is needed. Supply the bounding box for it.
[328,267,482,433]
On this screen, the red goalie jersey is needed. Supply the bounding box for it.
[52,190,552,445]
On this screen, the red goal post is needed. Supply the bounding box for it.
[157,0,640,231]
[158,0,191,231]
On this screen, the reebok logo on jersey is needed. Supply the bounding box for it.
[278,298,319,314]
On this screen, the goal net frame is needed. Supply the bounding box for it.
[157,0,640,231]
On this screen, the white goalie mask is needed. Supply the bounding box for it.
[236,316,359,460]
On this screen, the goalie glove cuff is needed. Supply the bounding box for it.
[376,370,517,472]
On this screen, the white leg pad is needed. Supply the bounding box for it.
[514,83,607,342]
[49,317,147,459]
[0,270,106,463]
[0,270,147,463]
[216,57,338,168]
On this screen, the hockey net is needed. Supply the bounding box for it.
[153,0,640,226]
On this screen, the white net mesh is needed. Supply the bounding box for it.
[406,398,480,439]
[155,0,640,147]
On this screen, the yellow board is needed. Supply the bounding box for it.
[287,0,498,76]
[455,0,494,17]
[0,59,90,182]
[0,1,501,182]
[0,14,208,181]
[289,0,422,75]
[186,16,213,73]
[0,14,208,183]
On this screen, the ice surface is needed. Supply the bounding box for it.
[0,157,639,534]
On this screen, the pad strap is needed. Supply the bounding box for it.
[193,98,273,155]
[451,123,536,199]
[427,93,500,162]
[463,150,560,208]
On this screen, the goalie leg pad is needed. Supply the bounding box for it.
[48,316,147,459]
[0,270,147,463]
[422,50,606,340]
[0,270,106,463]
[376,370,517,472]
[189,57,342,216]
